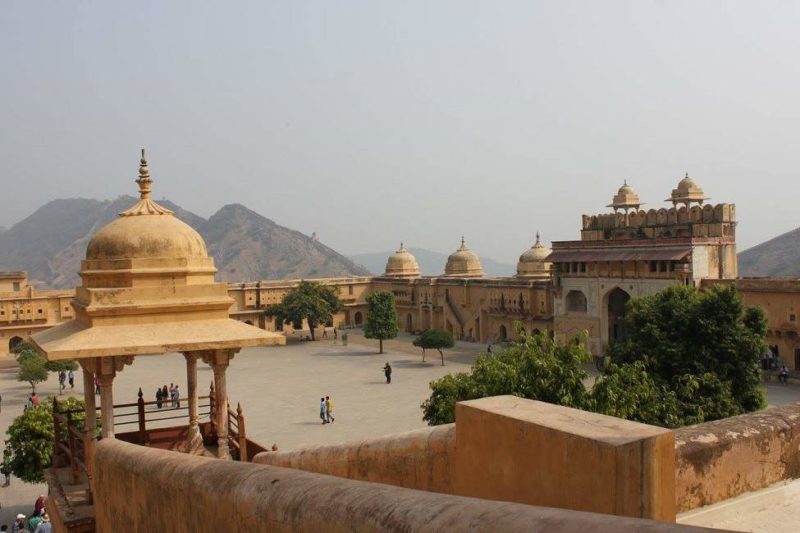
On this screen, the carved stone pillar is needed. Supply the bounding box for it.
[202,349,238,460]
[79,358,98,504]
[183,352,203,452]
[98,357,116,439]
[97,355,134,440]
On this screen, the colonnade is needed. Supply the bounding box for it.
[77,348,239,497]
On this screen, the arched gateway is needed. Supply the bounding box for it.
[606,288,631,343]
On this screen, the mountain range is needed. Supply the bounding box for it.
[349,248,516,277]
[738,226,800,278]
[0,196,369,288]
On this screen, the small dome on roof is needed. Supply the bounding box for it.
[666,172,709,205]
[607,180,642,211]
[86,150,207,261]
[384,242,420,278]
[444,237,484,278]
[517,232,551,278]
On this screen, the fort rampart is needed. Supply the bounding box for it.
[93,438,711,532]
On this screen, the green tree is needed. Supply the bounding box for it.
[44,359,79,373]
[589,361,681,428]
[264,281,342,341]
[363,291,399,354]
[413,329,455,365]
[18,355,48,394]
[11,340,37,355]
[421,327,591,425]
[5,396,88,483]
[607,283,766,421]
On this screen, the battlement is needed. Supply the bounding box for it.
[581,203,736,242]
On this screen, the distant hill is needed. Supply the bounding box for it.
[0,197,369,288]
[739,227,800,277]
[349,247,516,277]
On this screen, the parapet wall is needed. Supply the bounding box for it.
[257,396,675,521]
[93,439,708,532]
[254,423,455,493]
[674,404,800,512]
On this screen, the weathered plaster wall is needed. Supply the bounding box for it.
[254,424,455,493]
[452,397,675,521]
[675,404,800,512]
[258,396,676,521]
[94,438,712,532]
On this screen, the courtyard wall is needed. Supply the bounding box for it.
[93,438,710,532]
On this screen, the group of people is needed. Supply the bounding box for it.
[155,383,181,409]
[319,396,335,424]
[3,494,51,532]
[57,370,75,393]
[23,393,40,411]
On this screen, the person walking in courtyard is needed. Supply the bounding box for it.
[30,393,40,407]
[173,385,181,408]
[155,387,163,408]
[383,362,392,384]
[780,365,789,384]
[58,371,66,394]
[319,397,327,424]
[322,327,328,339]
[2,448,11,486]
[68,369,74,389]
[161,384,169,406]
[325,395,334,423]
[333,327,338,341]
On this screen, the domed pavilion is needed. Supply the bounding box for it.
[607,181,642,213]
[384,242,420,278]
[516,232,552,279]
[444,237,484,278]
[665,172,709,206]
[32,150,284,473]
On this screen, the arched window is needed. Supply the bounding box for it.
[565,290,587,312]
[354,311,363,326]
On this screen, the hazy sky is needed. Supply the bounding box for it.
[2,1,799,264]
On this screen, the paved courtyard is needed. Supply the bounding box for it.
[2,331,800,529]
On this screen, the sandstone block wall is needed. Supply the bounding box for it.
[452,396,675,521]
[675,404,800,512]
[254,423,455,493]
[93,438,712,532]
[258,396,676,521]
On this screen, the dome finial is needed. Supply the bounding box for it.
[535,231,541,245]
[137,148,152,200]
[685,171,689,179]
[119,148,174,217]
[461,235,465,247]
[400,241,404,250]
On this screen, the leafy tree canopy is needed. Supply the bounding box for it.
[413,329,455,365]
[264,281,342,341]
[363,291,399,354]
[45,359,79,373]
[18,355,48,394]
[421,328,591,425]
[5,396,88,483]
[11,340,37,355]
[608,283,766,417]
[421,285,767,429]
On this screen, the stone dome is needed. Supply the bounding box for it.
[516,233,551,278]
[607,180,641,212]
[666,172,708,205]
[384,242,420,278]
[86,151,208,262]
[444,237,484,278]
